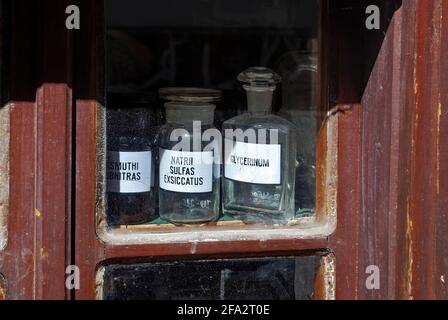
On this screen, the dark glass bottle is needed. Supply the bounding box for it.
[106,92,159,226]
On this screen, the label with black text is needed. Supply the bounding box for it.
[107,151,152,193]
[224,141,281,185]
[159,149,214,193]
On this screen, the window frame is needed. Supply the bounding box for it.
[2,0,446,301]
[73,0,337,300]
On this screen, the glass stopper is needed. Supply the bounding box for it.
[237,67,281,88]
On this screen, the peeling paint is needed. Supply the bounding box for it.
[35,208,42,218]
[0,104,10,251]
[405,199,414,299]
[0,286,5,300]
[99,221,335,245]
[40,247,49,260]
[0,273,6,300]
[94,266,106,300]
[413,52,418,96]
[190,241,198,254]
[321,254,336,300]
[436,100,441,195]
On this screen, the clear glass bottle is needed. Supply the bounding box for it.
[222,67,297,225]
[157,88,221,225]
[276,50,318,216]
[106,93,158,226]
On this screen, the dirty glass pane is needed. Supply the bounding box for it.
[104,0,320,228]
[101,256,322,300]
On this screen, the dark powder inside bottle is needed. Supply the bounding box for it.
[106,92,161,226]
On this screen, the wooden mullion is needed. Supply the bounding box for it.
[34,0,74,299]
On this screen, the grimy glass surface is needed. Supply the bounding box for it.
[105,0,319,226]
[101,256,322,300]
[106,94,159,226]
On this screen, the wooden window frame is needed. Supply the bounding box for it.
[0,0,447,300]
[0,0,73,299]
[73,0,338,300]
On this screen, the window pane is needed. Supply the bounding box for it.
[100,256,322,300]
[102,0,323,233]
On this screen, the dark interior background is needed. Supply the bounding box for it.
[105,0,318,124]
[105,0,319,224]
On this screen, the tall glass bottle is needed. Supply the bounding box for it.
[276,50,318,215]
[222,67,297,225]
[157,88,221,225]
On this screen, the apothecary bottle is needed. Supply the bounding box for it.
[106,93,158,226]
[276,50,318,216]
[157,88,221,225]
[222,67,297,224]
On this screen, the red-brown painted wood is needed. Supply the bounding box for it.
[436,0,448,300]
[0,0,38,300]
[330,104,361,300]
[357,7,398,300]
[2,0,447,300]
[34,0,74,300]
[0,0,74,300]
[1,102,37,300]
[402,0,447,299]
[35,84,71,300]
[328,0,448,300]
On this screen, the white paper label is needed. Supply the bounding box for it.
[224,141,281,185]
[159,149,214,193]
[107,151,152,193]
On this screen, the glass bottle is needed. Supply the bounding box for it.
[276,50,318,216]
[157,88,221,225]
[106,92,158,226]
[222,67,297,225]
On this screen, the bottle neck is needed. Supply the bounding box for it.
[245,85,275,115]
[165,102,215,126]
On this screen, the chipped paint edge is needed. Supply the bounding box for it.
[0,104,10,251]
[323,111,338,230]
[321,253,336,300]
[0,272,7,300]
[94,265,105,300]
